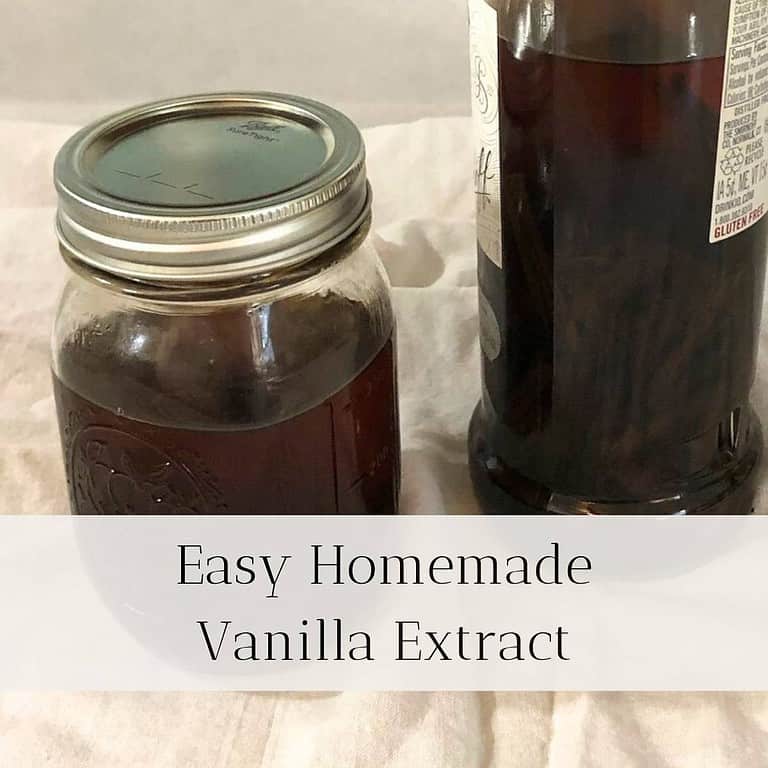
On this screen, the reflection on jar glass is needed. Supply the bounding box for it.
[52,93,401,515]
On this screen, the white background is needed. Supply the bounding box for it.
[1,0,471,127]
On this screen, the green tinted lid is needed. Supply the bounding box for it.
[54,92,370,283]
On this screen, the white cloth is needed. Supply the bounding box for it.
[2,116,768,766]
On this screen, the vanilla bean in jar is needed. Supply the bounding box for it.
[468,0,768,514]
[52,93,400,515]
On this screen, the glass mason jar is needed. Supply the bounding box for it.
[52,93,400,516]
[468,0,768,514]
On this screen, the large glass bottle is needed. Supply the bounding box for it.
[468,0,768,514]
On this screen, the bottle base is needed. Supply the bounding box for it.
[468,403,763,516]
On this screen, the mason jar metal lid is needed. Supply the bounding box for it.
[54,92,370,283]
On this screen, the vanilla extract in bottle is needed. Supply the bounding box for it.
[468,0,768,514]
[52,93,400,515]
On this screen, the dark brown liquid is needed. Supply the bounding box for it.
[471,47,766,514]
[54,295,400,515]
[54,340,398,515]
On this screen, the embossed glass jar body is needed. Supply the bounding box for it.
[52,231,398,515]
[52,93,400,515]
[468,1,768,515]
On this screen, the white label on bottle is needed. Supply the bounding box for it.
[710,0,768,243]
[468,0,503,267]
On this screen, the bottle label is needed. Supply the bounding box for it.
[468,0,503,267]
[710,0,768,243]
